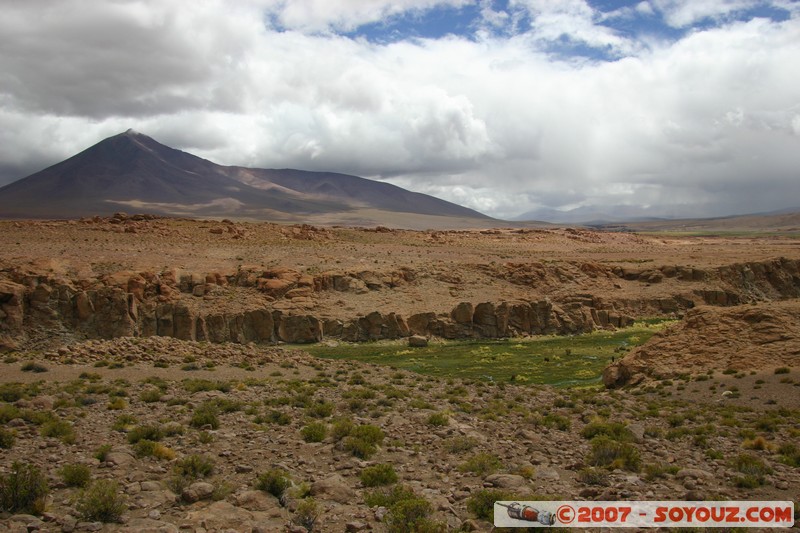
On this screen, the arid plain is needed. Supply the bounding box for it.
[1,216,799,532]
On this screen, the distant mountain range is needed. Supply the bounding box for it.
[514,205,715,225]
[516,204,800,227]
[0,129,493,228]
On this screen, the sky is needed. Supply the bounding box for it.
[1,0,799,220]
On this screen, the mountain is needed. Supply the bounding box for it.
[0,130,492,227]
[515,204,711,225]
[596,210,800,233]
[516,203,800,229]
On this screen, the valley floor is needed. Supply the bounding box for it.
[0,339,798,532]
[0,218,798,531]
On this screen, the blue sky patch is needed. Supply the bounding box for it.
[341,0,794,61]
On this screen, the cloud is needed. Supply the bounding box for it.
[0,0,799,221]
[652,0,770,28]
[0,1,261,118]
[508,0,640,56]
[260,0,471,32]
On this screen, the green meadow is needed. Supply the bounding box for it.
[299,321,671,387]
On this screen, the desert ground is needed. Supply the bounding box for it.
[0,216,799,532]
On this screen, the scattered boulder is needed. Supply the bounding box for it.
[310,474,355,504]
[181,481,215,503]
[184,501,259,531]
[408,335,428,347]
[484,473,527,489]
[235,490,282,512]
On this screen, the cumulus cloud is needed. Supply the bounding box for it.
[652,0,763,28]
[0,1,262,118]
[0,0,799,220]
[260,0,471,32]
[509,0,640,56]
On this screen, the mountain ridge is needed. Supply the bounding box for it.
[0,130,492,226]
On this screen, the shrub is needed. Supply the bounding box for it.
[210,397,243,413]
[212,481,233,501]
[112,414,138,432]
[459,453,502,476]
[257,410,291,426]
[541,413,571,431]
[293,497,319,531]
[106,397,127,410]
[706,448,724,460]
[347,398,366,412]
[0,385,26,403]
[342,387,378,400]
[743,436,772,451]
[41,419,76,444]
[581,420,635,442]
[139,388,163,403]
[21,361,48,373]
[732,453,771,487]
[190,402,220,429]
[94,444,113,462]
[351,424,384,445]
[127,424,163,444]
[444,436,477,454]
[778,443,800,468]
[162,423,185,437]
[133,440,176,460]
[774,367,790,374]
[256,468,291,498]
[385,497,437,533]
[643,463,679,481]
[19,409,54,427]
[306,400,335,418]
[301,422,327,443]
[59,464,92,488]
[735,475,761,489]
[752,414,779,433]
[341,437,372,459]
[364,484,417,508]
[174,454,214,480]
[587,436,641,471]
[183,379,230,393]
[467,489,515,519]
[409,398,433,410]
[330,418,354,441]
[577,467,609,486]
[360,464,398,487]
[76,480,125,523]
[0,462,49,515]
[0,403,22,424]
[0,428,15,449]
[426,412,449,427]
[516,465,536,480]
[341,424,384,459]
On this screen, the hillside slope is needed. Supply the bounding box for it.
[0,130,491,226]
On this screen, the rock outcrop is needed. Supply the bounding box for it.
[604,299,800,387]
[2,258,799,349]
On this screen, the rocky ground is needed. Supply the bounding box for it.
[604,299,800,388]
[2,216,800,351]
[0,217,799,531]
[0,338,798,532]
